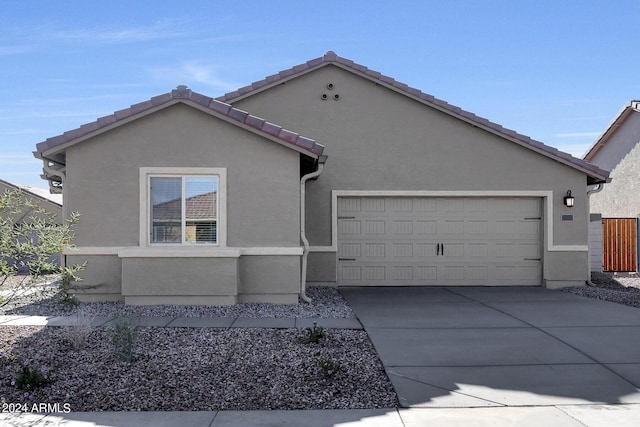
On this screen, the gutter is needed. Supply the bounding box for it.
[585,183,606,286]
[300,156,327,302]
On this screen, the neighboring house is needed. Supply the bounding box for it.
[33,52,609,305]
[0,179,64,269]
[0,179,63,225]
[584,101,640,272]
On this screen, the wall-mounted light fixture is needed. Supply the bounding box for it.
[564,190,575,207]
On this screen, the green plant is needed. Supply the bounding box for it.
[64,311,94,350]
[57,263,86,306]
[108,318,138,362]
[11,359,52,392]
[224,343,237,363]
[0,188,84,307]
[305,322,327,344]
[317,358,342,378]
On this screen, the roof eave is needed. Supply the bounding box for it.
[219,51,609,183]
[583,100,640,161]
[34,88,323,162]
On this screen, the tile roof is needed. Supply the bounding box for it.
[0,178,62,206]
[35,86,324,159]
[217,51,610,184]
[153,192,217,220]
[583,100,640,162]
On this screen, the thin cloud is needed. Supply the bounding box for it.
[555,132,600,138]
[0,153,41,166]
[0,45,33,55]
[54,19,193,44]
[149,62,242,93]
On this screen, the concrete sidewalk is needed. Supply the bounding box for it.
[0,314,362,329]
[2,405,640,426]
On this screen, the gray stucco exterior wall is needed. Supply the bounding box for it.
[589,112,640,217]
[63,103,303,303]
[233,65,593,287]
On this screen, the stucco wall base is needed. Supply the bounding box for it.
[124,295,237,306]
[238,255,300,295]
[122,257,238,299]
[545,280,586,289]
[67,255,123,296]
[74,293,124,303]
[307,281,338,288]
[237,293,298,304]
[306,252,337,282]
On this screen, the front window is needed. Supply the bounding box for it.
[150,176,218,244]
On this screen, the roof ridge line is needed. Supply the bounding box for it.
[216,52,608,181]
[36,86,324,158]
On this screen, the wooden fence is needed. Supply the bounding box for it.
[602,218,637,272]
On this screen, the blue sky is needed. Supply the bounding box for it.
[2,0,639,189]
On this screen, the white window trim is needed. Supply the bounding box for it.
[139,167,227,248]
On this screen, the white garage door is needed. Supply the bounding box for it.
[337,197,542,286]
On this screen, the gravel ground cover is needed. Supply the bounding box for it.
[0,278,395,411]
[561,272,640,308]
[0,325,397,411]
[0,277,354,318]
[2,272,639,411]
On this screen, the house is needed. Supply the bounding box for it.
[0,179,63,227]
[0,179,63,223]
[0,179,64,269]
[33,52,609,305]
[584,101,640,272]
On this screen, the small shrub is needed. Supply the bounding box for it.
[317,358,342,378]
[305,322,327,344]
[64,311,94,350]
[12,359,52,392]
[108,318,138,362]
[0,188,84,308]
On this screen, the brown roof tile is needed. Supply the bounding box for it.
[216,51,609,183]
[153,192,217,220]
[35,85,324,159]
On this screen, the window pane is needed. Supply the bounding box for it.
[151,177,182,243]
[185,177,217,243]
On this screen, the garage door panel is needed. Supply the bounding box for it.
[467,220,489,235]
[363,198,385,212]
[340,219,361,235]
[393,243,414,258]
[338,197,542,286]
[365,220,385,235]
[392,220,413,235]
[416,220,437,235]
[339,243,362,258]
[365,243,386,258]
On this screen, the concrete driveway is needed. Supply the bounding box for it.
[340,286,640,408]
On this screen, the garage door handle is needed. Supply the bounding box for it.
[339,258,356,261]
[524,258,541,261]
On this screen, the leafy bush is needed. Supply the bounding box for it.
[0,188,84,306]
[305,322,327,344]
[108,318,138,362]
[9,359,52,400]
[64,311,94,350]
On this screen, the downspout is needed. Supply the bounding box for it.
[42,157,67,268]
[585,183,605,287]
[300,158,325,303]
